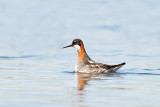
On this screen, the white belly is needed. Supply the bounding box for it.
[75,65,78,72]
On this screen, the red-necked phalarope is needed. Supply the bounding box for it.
[63,39,126,73]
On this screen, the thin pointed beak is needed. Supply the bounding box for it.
[63,44,72,48]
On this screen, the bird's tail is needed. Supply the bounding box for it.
[111,62,126,72]
[118,62,126,66]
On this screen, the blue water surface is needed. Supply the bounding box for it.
[0,0,160,107]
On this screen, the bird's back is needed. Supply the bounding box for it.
[76,59,125,73]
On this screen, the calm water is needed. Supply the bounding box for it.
[0,0,160,107]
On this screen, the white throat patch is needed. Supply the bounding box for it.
[73,45,80,50]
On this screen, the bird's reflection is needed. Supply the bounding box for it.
[75,72,120,106]
[76,72,118,91]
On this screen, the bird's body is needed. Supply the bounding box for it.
[63,39,125,73]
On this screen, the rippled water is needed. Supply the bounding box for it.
[0,0,160,107]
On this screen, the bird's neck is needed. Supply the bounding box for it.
[77,44,86,62]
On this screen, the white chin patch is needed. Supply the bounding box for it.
[73,45,80,50]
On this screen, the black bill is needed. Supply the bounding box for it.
[63,44,72,48]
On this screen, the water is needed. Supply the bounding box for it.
[0,0,160,107]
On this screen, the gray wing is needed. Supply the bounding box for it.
[86,62,126,73]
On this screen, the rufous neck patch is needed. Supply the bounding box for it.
[77,42,85,62]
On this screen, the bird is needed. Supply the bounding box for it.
[63,38,126,73]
